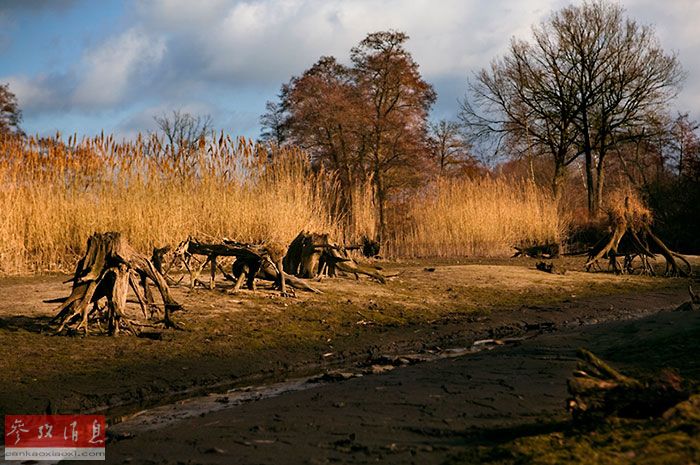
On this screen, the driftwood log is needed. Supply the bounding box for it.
[512,242,560,259]
[567,348,689,422]
[50,232,182,335]
[231,257,321,294]
[158,232,390,294]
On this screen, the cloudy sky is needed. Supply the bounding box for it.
[1,0,699,140]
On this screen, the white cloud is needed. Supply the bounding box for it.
[4,74,64,111]
[73,28,166,107]
[3,0,699,136]
[137,0,566,84]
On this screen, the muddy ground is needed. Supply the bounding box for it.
[0,256,698,463]
[102,304,700,465]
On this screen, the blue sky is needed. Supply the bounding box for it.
[2,0,699,140]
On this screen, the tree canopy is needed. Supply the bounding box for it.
[0,83,22,136]
[262,31,436,241]
[462,0,684,215]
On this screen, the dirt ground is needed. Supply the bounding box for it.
[101,306,700,465]
[0,256,698,463]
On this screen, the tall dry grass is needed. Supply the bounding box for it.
[387,177,564,258]
[0,133,564,274]
[0,134,351,274]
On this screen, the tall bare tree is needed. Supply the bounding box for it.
[555,1,684,215]
[427,120,475,177]
[461,35,582,197]
[462,1,684,214]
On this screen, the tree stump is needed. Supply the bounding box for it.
[284,231,389,283]
[585,195,692,277]
[50,232,183,335]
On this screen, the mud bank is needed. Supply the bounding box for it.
[101,306,700,465]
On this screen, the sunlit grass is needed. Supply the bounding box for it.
[387,177,564,258]
[0,133,564,274]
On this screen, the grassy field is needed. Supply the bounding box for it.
[0,133,563,274]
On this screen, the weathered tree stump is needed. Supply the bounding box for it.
[50,232,183,335]
[283,231,390,283]
[585,195,692,277]
[283,231,331,278]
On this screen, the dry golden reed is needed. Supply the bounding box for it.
[0,133,563,274]
[387,177,564,258]
[0,134,345,274]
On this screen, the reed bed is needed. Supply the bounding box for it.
[386,177,564,258]
[0,134,347,274]
[0,133,563,274]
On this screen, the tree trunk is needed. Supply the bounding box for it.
[581,107,597,218]
[552,160,565,199]
[595,157,605,215]
[374,170,386,245]
[585,151,596,218]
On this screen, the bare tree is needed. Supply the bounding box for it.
[461,35,582,197]
[462,1,684,214]
[427,120,474,177]
[557,1,684,215]
[0,83,23,136]
[668,113,700,179]
[259,100,288,146]
[153,110,213,152]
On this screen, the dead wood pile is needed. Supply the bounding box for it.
[567,348,690,422]
[50,232,183,335]
[160,237,296,295]
[157,231,391,294]
[585,193,692,277]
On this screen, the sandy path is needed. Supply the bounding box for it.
[102,306,700,465]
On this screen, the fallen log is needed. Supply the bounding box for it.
[512,242,560,259]
[322,246,388,283]
[163,237,291,295]
[567,348,689,422]
[50,232,183,335]
[231,258,322,294]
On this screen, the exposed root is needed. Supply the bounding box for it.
[51,232,183,336]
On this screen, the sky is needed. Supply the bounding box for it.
[1,0,699,140]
